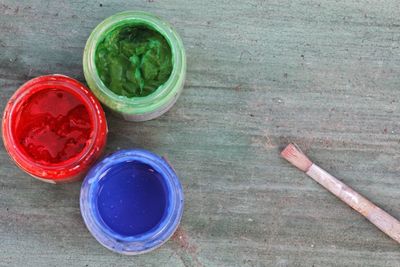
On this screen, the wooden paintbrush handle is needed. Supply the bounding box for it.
[307,164,400,243]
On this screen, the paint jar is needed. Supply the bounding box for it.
[83,11,186,121]
[2,75,108,183]
[80,149,184,254]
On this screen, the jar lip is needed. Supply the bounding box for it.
[1,74,108,180]
[80,149,184,255]
[83,11,186,115]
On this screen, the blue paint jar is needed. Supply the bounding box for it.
[80,149,184,255]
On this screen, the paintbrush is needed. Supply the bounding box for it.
[281,143,400,244]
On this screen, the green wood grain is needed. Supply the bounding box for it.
[0,0,400,266]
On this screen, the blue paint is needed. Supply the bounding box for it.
[97,161,167,236]
[80,149,184,255]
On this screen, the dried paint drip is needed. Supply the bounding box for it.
[171,227,204,267]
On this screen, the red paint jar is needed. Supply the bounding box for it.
[2,75,108,183]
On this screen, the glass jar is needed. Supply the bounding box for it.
[80,149,184,254]
[83,11,186,121]
[2,75,108,183]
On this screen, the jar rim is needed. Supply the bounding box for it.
[2,74,108,181]
[80,149,184,255]
[83,11,186,115]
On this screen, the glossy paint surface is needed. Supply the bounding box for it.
[15,89,92,164]
[2,75,108,182]
[97,161,167,236]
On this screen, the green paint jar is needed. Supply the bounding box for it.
[83,11,186,121]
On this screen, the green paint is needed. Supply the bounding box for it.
[84,11,186,120]
[95,25,173,97]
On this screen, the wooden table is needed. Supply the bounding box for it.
[1,1,399,266]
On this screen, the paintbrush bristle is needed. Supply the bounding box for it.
[281,143,313,172]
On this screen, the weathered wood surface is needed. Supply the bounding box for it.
[1,0,400,266]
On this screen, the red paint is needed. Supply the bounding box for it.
[2,75,108,183]
[16,89,92,164]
